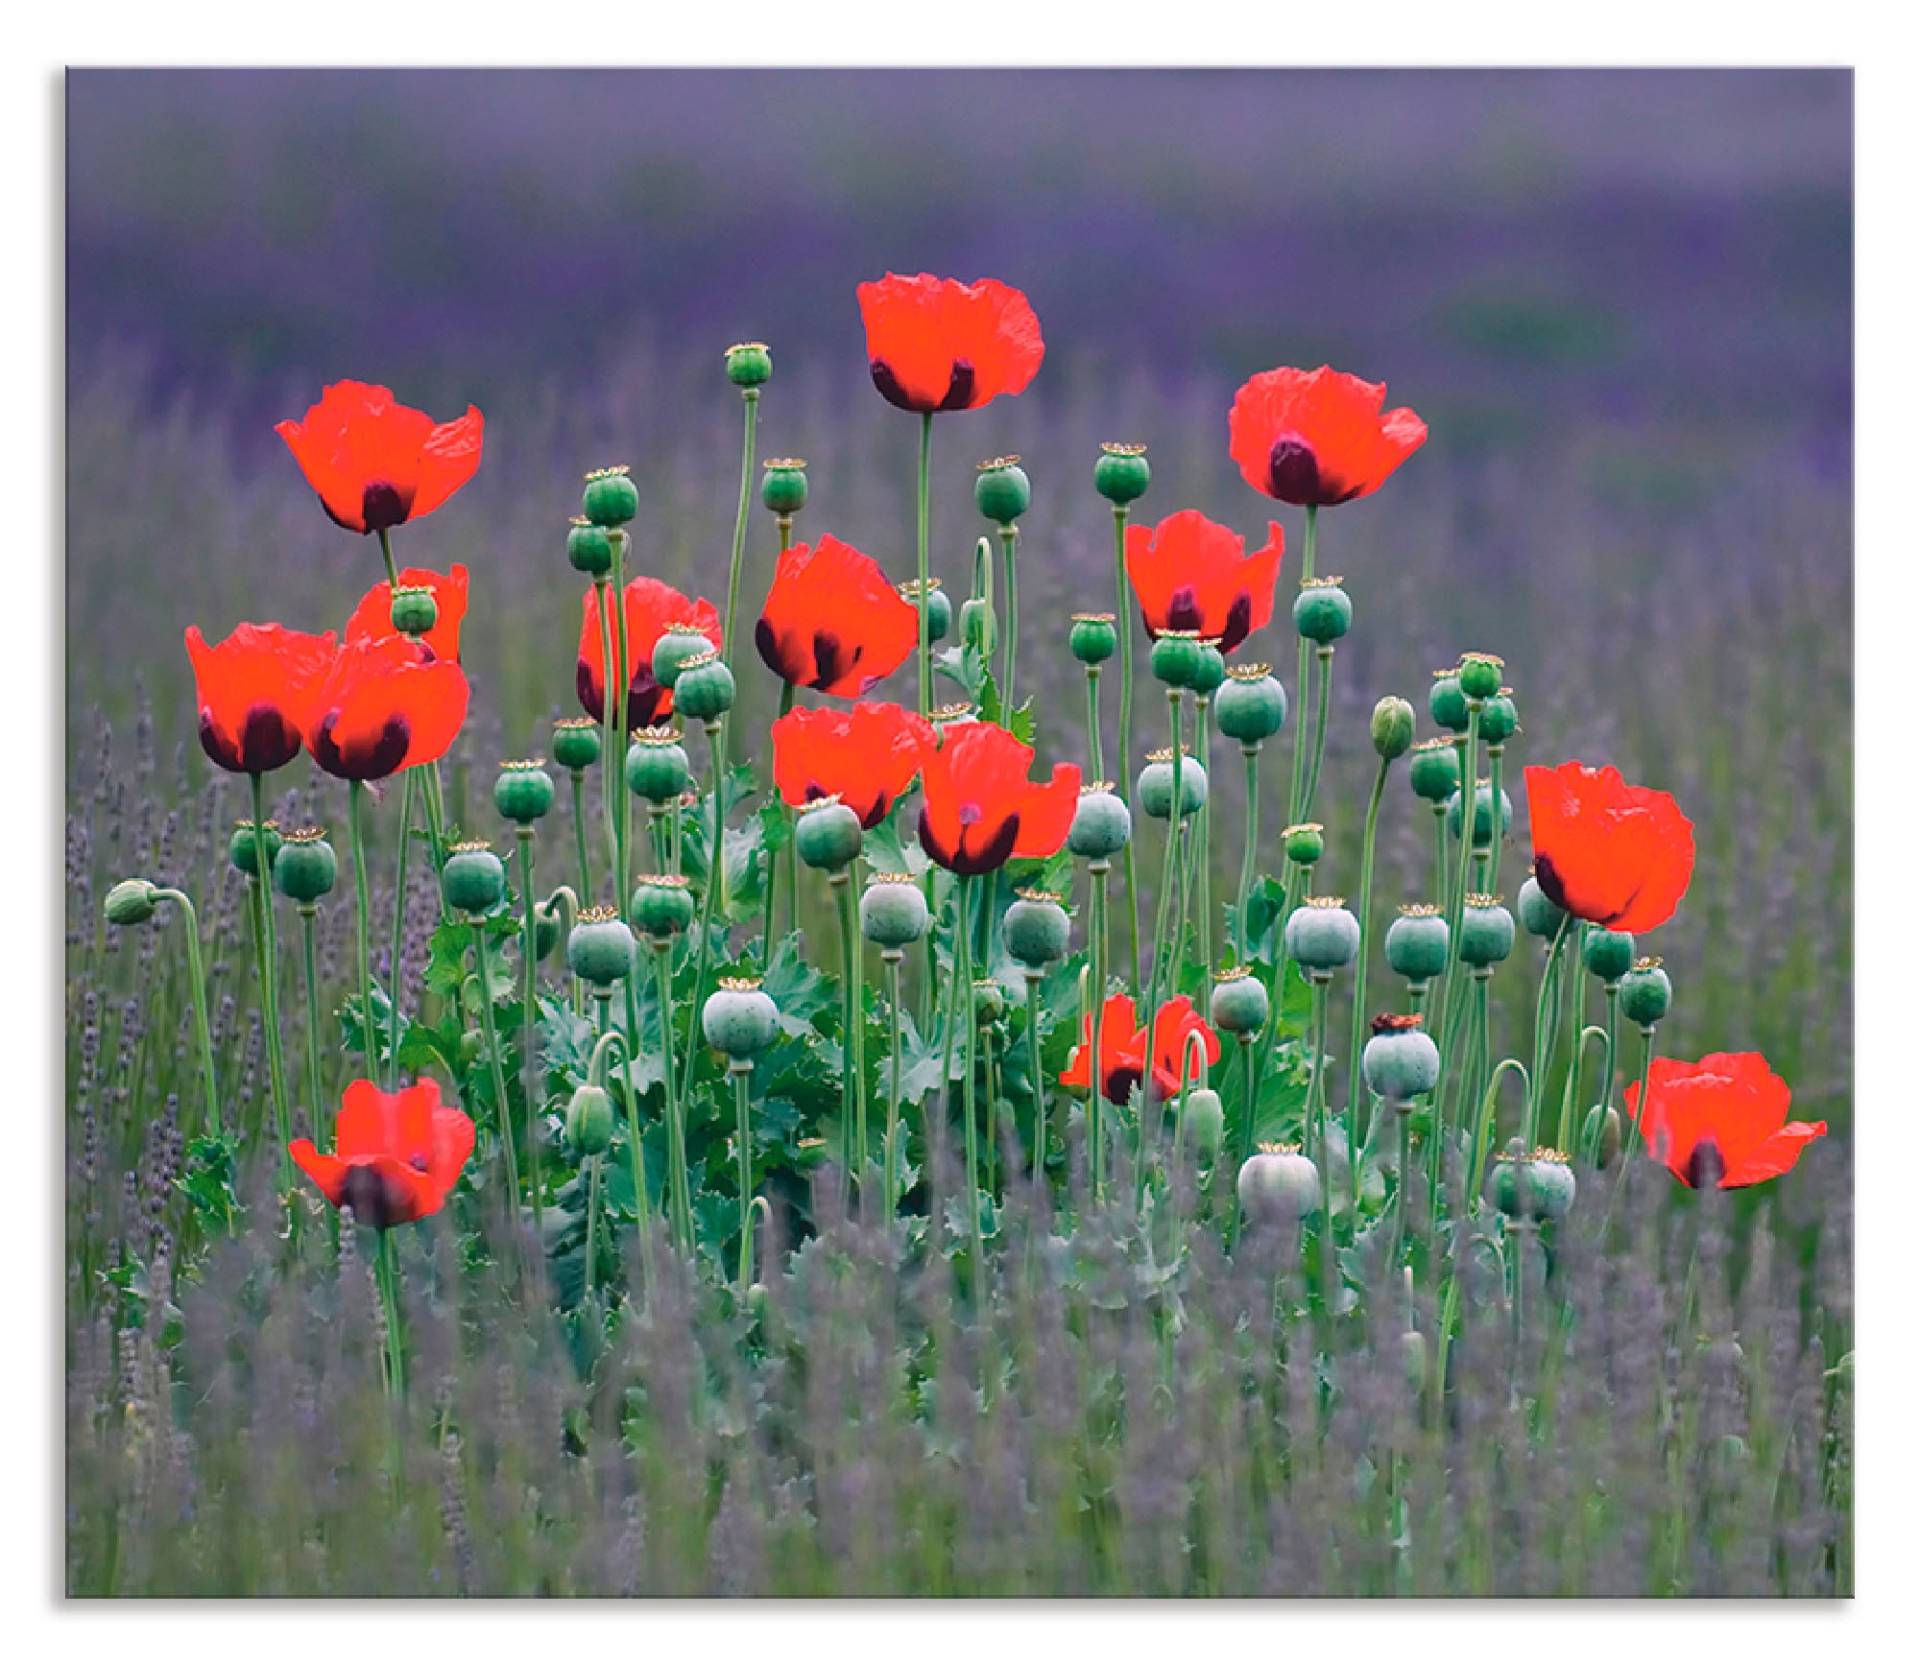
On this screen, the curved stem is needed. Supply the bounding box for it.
[1585,984,1623,1166]
[516,831,544,1237]
[1467,1057,1531,1204]
[598,1018,658,1291]
[470,920,524,1242]
[248,776,293,1187]
[1342,756,1391,1218]
[721,390,760,678]
[385,769,415,1089]
[1112,506,1142,983]
[155,889,220,1138]
[915,411,934,720]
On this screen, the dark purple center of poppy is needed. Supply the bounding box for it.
[200,702,302,776]
[1267,437,1322,504]
[869,358,977,414]
[313,711,411,782]
[339,1163,409,1230]
[360,479,410,534]
[1685,1140,1726,1190]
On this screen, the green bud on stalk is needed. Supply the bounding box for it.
[1292,575,1352,645]
[1093,441,1151,505]
[702,977,780,1059]
[1182,1088,1226,1156]
[553,716,603,772]
[899,578,951,644]
[1215,662,1288,745]
[1068,784,1132,861]
[1458,893,1516,968]
[631,873,695,942]
[1283,821,1325,867]
[1457,651,1505,702]
[1189,638,1227,696]
[582,464,639,528]
[389,585,437,638]
[1138,748,1207,820]
[1583,928,1635,985]
[566,1084,616,1155]
[1408,736,1461,802]
[794,796,864,872]
[1209,966,1270,1037]
[1370,696,1416,760]
[724,341,773,388]
[761,457,808,517]
[1581,1104,1623,1167]
[1237,1143,1320,1226]
[494,758,555,825]
[1620,957,1672,1026]
[1003,888,1071,968]
[1385,904,1449,986]
[229,819,283,877]
[1069,612,1118,665]
[566,516,615,577]
[1149,629,1205,689]
[960,596,996,659]
[860,872,930,950]
[1488,1146,1577,1220]
[973,979,1007,1024]
[1517,872,1566,937]
[1429,669,1470,734]
[568,906,635,987]
[105,878,159,927]
[625,726,691,803]
[1447,779,1513,848]
[1362,1012,1441,1104]
[672,649,736,722]
[1477,687,1519,747]
[974,455,1031,525]
[441,840,507,916]
[273,826,338,904]
[652,623,716,690]
[1284,896,1360,972]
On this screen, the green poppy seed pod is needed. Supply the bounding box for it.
[1457,652,1504,702]
[1137,750,1208,821]
[625,727,691,803]
[1284,897,1360,972]
[1488,1148,1577,1220]
[860,872,930,950]
[672,651,735,722]
[1370,696,1416,761]
[494,758,555,825]
[899,579,952,644]
[567,907,635,987]
[1583,928,1635,985]
[1363,1013,1442,1104]
[651,623,715,690]
[1283,821,1325,867]
[794,797,864,872]
[1215,664,1288,745]
[389,584,438,637]
[1581,1104,1623,1167]
[1069,785,1132,861]
[1181,1088,1225,1156]
[631,874,696,941]
[975,455,1031,525]
[1517,874,1566,938]
[1149,629,1204,689]
[566,1084,616,1155]
[761,457,808,517]
[1003,889,1071,968]
[1069,612,1118,665]
[1094,441,1151,505]
[1385,906,1449,985]
[273,827,338,904]
[724,340,772,388]
[553,716,602,772]
[1429,670,1469,735]
[105,878,159,927]
[960,595,996,658]
[582,465,639,527]
[1292,576,1352,645]
[1408,736,1461,803]
[703,977,781,1060]
[1189,640,1227,697]
[1237,1145,1320,1226]
[1447,780,1513,848]
[1620,957,1672,1027]
[1458,894,1516,968]
[1478,688,1519,747]
[228,819,283,878]
[1209,967,1270,1036]
[1400,1329,1427,1393]
[566,517,615,577]
[972,978,1007,1023]
[441,841,507,916]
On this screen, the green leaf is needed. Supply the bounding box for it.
[760,933,835,1037]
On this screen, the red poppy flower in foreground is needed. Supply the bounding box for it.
[303,635,470,782]
[1228,365,1427,507]
[289,1078,476,1228]
[917,720,1079,875]
[857,272,1045,414]
[276,380,484,535]
[1624,1052,1826,1189]
[1062,992,1221,1104]
[1525,760,1696,934]
[575,577,722,726]
[1125,510,1285,653]
[184,622,339,776]
[772,701,934,829]
[756,535,919,696]
[345,563,471,662]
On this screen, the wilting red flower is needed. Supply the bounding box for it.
[755,535,919,696]
[1061,992,1221,1103]
[575,576,722,726]
[1525,760,1696,934]
[772,701,934,828]
[1125,509,1285,653]
[857,272,1044,413]
[917,720,1079,875]
[1228,365,1427,507]
[344,563,470,662]
[1625,1052,1826,1189]
[289,1078,476,1227]
[303,635,469,782]
[275,380,484,535]
[184,621,339,776]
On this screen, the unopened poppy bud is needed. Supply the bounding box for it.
[1581,1104,1623,1167]
[1447,779,1512,848]
[1292,576,1352,645]
[566,1084,616,1155]
[1283,821,1325,867]
[389,584,438,637]
[1094,441,1151,505]
[1215,664,1288,745]
[229,819,283,878]
[625,726,690,803]
[1428,669,1469,734]
[761,457,808,517]
[441,841,506,915]
[899,578,951,643]
[566,517,614,576]
[960,595,996,658]
[1488,1147,1577,1220]
[553,716,602,772]
[1069,612,1118,665]
[1478,688,1519,747]
[568,906,635,987]
[1069,784,1132,860]
[1385,904,1449,986]
[1363,1012,1441,1104]
[1004,889,1071,968]
[631,873,695,941]
[972,978,1006,1023]
[494,758,555,825]
[1209,966,1270,1036]
[1583,928,1635,985]
[1138,750,1207,820]
[651,623,715,690]
[105,878,159,927]
[704,977,780,1060]
[860,872,929,950]
[1457,652,1504,702]
[1458,894,1515,968]
[1517,873,1565,938]
[1182,1088,1225,1155]
[794,796,863,872]
[672,650,735,722]
[582,464,638,527]
[724,341,772,388]
[975,455,1031,525]
[1400,1329,1427,1392]
[1371,696,1415,760]
[1619,957,1672,1026]
[1189,639,1227,696]
[1285,896,1360,972]
[1408,736,1461,802]
[273,827,337,904]
[1237,1144,1320,1226]
[532,905,561,962]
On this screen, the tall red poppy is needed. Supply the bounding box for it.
[755,535,919,696]
[184,622,339,776]
[857,272,1045,413]
[575,576,722,726]
[1524,760,1696,934]
[1624,1052,1826,1189]
[275,380,484,535]
[917,720,1079,875]
[289,1078,476,1227]
[344,563,470,662]
[1062,992,1221,1104]
[1124,510,1285,653]
[772,701,934,828]
[1228,365,1427,507]
[303,635,470,782]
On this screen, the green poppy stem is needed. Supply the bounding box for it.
[955,874,985,1276]
[1025,971,1048,1195]
[601,991,657,1290]
[833,870,867,1190]
[1194,696,1214,983]
[153,888,220,1138]
[568,768,594,909]
[999,525,1020,712]
[672,722,728,1165]
[385,769,415,1090]
[731,1062,755,1293]
[1525,916,1574,1149]
[609,534,633,922]
[1342,754,1392,1219]
[248,775,294,1189]
[347,780,376,1079]
[1237,743,1262,959]
[375,1226,406,1399]
[1301,646,1335,821]
[915,411,934,720]
[469,918,524,1241]
[1112,509,1144,985]
[298,904,326,1149]
[1087,862,1109,1202]
[1284,505,1318,824]
[720,389,760,679]
[516,829,544,1237]
[882,951,906,1227]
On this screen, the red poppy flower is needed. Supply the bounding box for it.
[344,563,470,662]
[857,272,1045,414]
[755,534,919,696]
[303,635,470,782]
[289,1078,476,1227]
[1624,1052,1826,1189]
[1228,365,1427,507]
[772,701,934,829]
[184,621,339,776]
[1524,760,1696,934]
[1124,510,1285,653]
[275,380,484,535]
[575,576,722,726]
[917,720,1079,875]
[1061,992,1221,1104]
